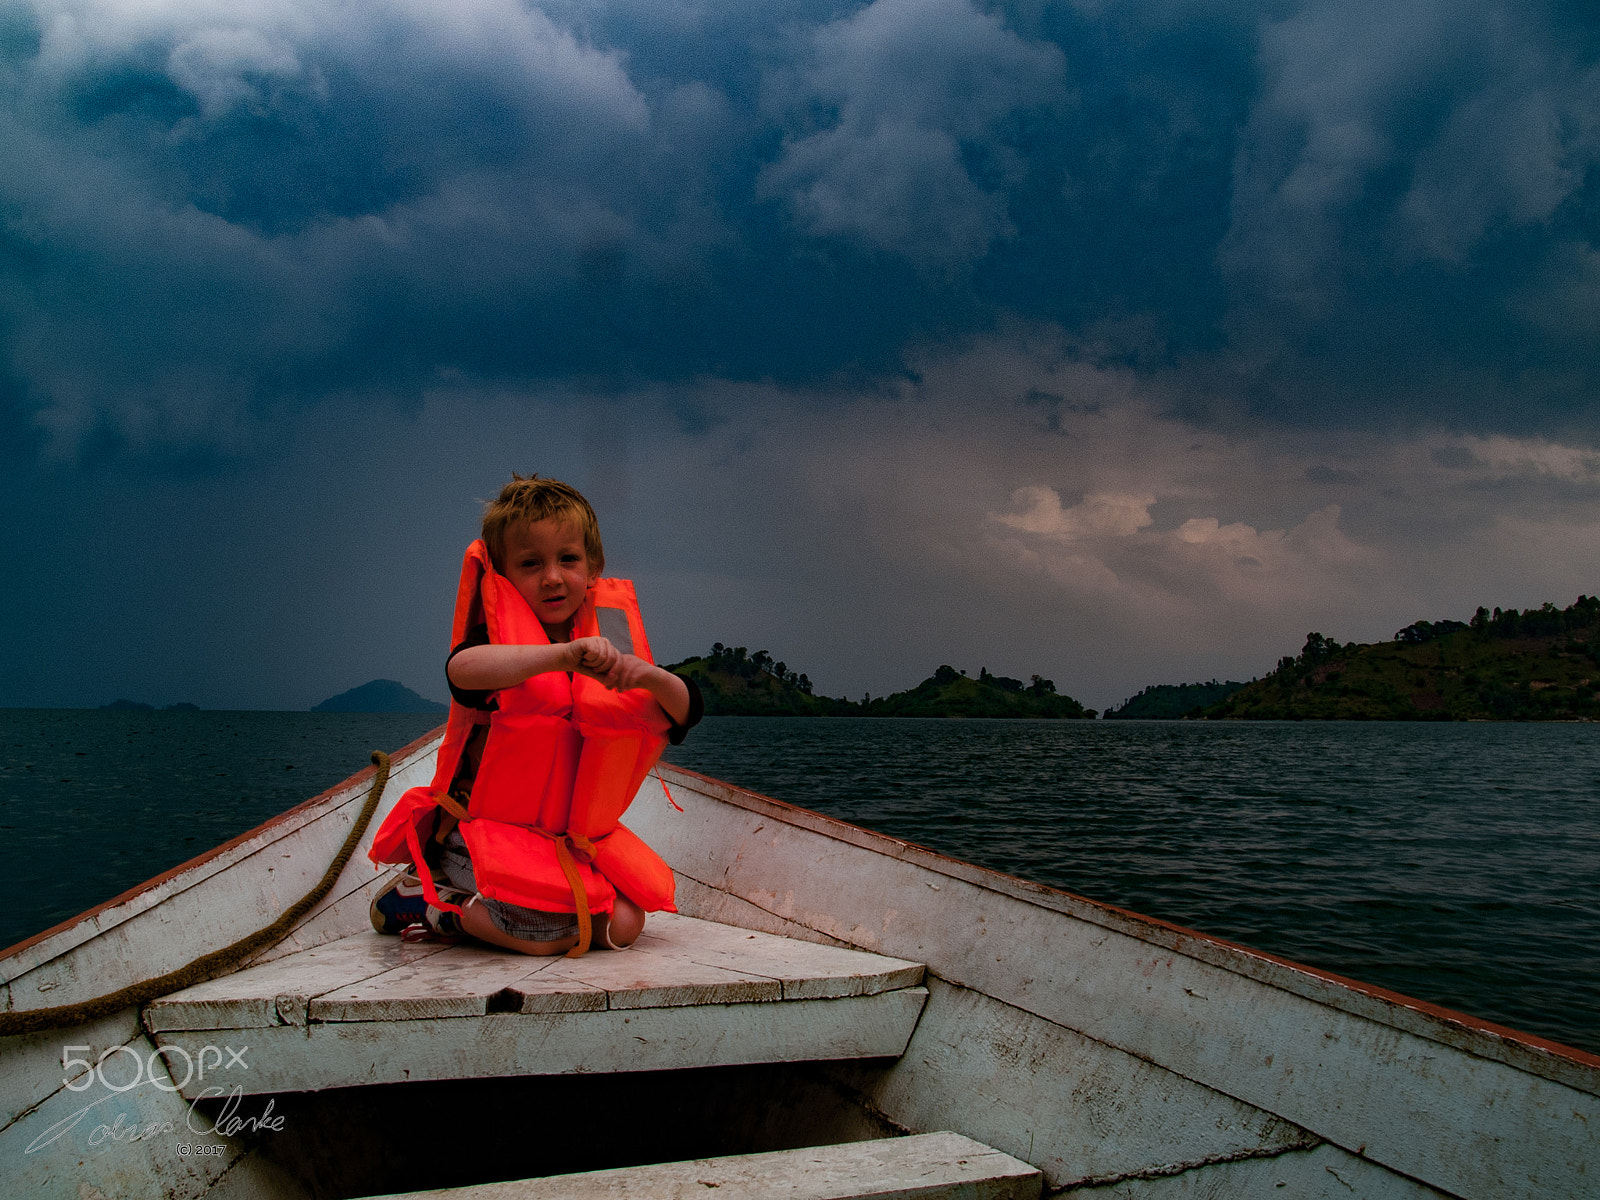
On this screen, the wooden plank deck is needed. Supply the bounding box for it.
[147,913,927,1097]
[366,1132,1043,1200]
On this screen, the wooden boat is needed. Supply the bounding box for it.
[2,726,1595,1198]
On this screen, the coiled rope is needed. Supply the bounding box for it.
[0,750,392,1037]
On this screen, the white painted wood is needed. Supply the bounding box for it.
[364,1132,1041,1200]
[672,873,858,948]
[156,988,929,1095]
[501,969,611,1015]
[310,944,605,1022]
[642,911,925,999]
[0,1025,252,1200]
[527,934,783,1010]
[637,765,1599,1200]
[144,936,453,1031]
[148,917,923,1030]
[0,1006,143,1130]
[1052,1141,1453,1198]
[246,866,411,967]
[830,977,1318,1194]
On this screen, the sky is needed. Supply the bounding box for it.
[3,0,1600,713]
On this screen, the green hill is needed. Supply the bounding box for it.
[664,648,1094,718]
[1204,596,1600,720]
[862,665,1094,719]
[664,645,854,715]
[1104,680,1246,719]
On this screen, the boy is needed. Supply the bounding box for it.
[367,475,702,955]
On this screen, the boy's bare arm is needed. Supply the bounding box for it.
[449,639,691,725]
[580,654,691,725]
[448,642,583,691]
[645,666,692,725]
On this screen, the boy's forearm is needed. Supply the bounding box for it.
[643,665,691,725]
[449,643,575,691]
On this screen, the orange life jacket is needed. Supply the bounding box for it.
[369,540,676,954]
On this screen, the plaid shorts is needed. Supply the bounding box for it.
[438,828,580,942]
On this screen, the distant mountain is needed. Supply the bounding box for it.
[1104,680,1246,719]
[312,680,447,713]
[1204,596,1600,720]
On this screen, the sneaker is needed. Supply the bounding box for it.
[370,873,466,937]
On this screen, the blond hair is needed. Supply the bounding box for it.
[481,475,604,575]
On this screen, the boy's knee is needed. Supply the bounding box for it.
[603,895,646,949]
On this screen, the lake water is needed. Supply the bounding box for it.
[0,710,444,951]
[3,710,1596,1055]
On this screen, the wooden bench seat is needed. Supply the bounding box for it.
[146,913,927,1097]
[362,1132,1043,1200]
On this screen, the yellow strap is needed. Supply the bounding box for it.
[550,837,593,957]
[437,791,472,823]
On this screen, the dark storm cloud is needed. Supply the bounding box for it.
[3,0,1600,463]
[758,0,1067,269]
[1213,0,1600,427]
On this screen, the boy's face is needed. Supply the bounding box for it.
[501,516,597,639]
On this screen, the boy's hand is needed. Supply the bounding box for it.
[568,636,691,723]
[574,642,657,692]
[570,637,621,679]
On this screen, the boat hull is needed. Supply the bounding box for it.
[2,729,1595,1198]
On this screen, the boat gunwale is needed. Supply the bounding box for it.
[657,760,1600,1093]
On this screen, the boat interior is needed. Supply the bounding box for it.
[2,730,1596,1199]
[147,913,938,1196]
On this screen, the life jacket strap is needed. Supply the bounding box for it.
[403,822,463,917]
[526,827,619,956]
[539,831,593,957]
[656,770,683,812]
